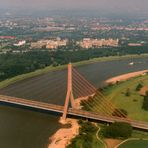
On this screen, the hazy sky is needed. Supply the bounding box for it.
[0,0,148,14]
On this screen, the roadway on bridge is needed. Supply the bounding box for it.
[0,95,148,130]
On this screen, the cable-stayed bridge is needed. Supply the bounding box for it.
[0,64,148,130]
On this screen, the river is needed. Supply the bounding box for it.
[0,57,147,148]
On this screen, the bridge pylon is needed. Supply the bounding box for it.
[62,63,76,121]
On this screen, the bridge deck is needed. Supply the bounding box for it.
[0,95,148,130]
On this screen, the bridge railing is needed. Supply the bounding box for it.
[0,95,64,111]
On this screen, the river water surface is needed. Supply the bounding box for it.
[0,57,147,148]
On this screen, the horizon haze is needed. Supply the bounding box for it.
[0,0,148,17]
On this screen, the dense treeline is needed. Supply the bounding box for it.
[142,91,148,111]
[102,122,133,138]
[0,51,52,81]
[0,46,148,81]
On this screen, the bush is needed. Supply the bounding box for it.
[136,83,143,91]
[112,108,128,118]
[142,91,148,111]
[125,88,131,97]
[79,121,97,134]
[67,121,97,148]
[102,122,133,139]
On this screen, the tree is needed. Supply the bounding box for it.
[136,83,143,91]
[142,91,148,111]
[112,108,128,118]
[102,122,133,138]
[146,91,148,96]
[125,88,131,97]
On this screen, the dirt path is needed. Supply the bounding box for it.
[95,124,107,148]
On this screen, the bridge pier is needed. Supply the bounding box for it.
[62,63,75,121]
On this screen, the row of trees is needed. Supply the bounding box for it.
[0,51,52,81]
[0,45,148,81]
[142,91,148,111]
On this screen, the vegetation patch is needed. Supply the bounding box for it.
[67,120,105,148]
[102,122,133,139]
[142,91,148,111]
[103,74,148,121]
[136,83,143,91]
[112,108,128,118]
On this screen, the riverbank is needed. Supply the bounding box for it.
[1,54,148,89]
[48,97,88,148]
[104,71,148,121]
[105,69,148,84]
[48,118,79,148]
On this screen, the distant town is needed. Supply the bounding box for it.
[0,15,148,54]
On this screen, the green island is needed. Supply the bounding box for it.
[104,74,148,121]
[67,73,148,148]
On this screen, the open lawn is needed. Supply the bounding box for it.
[118,139,148,148]
[132,130,148,139]
[104,74,148,121]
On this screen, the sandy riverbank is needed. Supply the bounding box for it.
[48,118,79,148]
[105,69,148,84]
[48,96,90,148]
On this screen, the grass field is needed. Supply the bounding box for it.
[104,74,148,121]
[118,139,148,148]
[132,130,148,139]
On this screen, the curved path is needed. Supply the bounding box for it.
[95,124,107,148]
